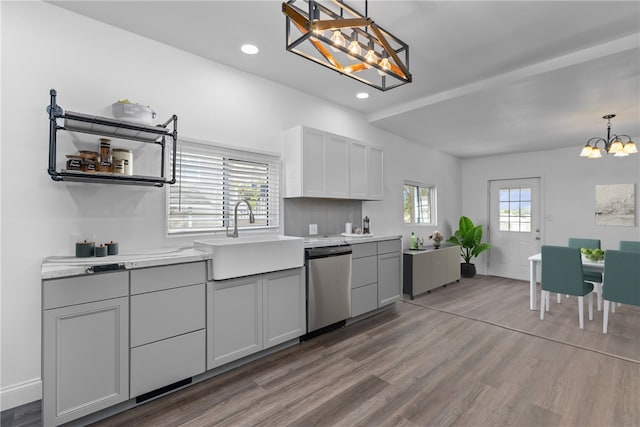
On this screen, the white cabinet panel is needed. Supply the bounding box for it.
[324,133,349,198]
[367,145,384,200]
[43,297,129,426]
[263,268,305,348]
[207,276,263,369]
[349,140,368,199]
[301,127,326,196]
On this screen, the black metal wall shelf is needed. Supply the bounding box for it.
[47,89,178,187]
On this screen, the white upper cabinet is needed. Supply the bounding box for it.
[349,140,368,199]
[284,125,383,200]
[367,145,384,200]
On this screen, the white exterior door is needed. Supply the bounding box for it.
[488,178,541,280]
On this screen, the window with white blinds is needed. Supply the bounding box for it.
[168,140,280,235]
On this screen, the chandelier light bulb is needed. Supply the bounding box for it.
[579,145,593,157]
[609,139,624,153]
[377,55,391,76]
[348,31,361,57]
[330,30,346,52]
[364,48,378,69]
[588,148,603,159]
[624,141,638,154]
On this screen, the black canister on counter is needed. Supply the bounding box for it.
[106,241,119,255]
[76,240,95,257]
[94,244,108,257]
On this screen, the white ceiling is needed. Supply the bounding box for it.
[50,1,640,158]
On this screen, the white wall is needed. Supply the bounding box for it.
[0,1,462,409]
[461,146,640,274]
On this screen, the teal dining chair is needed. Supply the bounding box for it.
[602,249,640,334]
[568,237,603,311]
[619,241,640,253]
[540,245,593,329]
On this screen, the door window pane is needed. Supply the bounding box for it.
[498,186,532,233]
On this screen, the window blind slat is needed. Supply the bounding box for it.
[169,140,280,235]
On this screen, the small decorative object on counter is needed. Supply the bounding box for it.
[75,240,95,258]
[94,244,108,257]
[418,237,424,250]
[106,241,119,255]
[410,232,417,250]
[429,231,444,248]
[363,216,370,234]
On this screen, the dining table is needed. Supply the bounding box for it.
[527,253,604,310]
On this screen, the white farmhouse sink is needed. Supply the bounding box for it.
[194,235,304,280]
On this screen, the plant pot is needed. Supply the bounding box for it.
[461,263,476,278]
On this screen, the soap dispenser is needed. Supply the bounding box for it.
[410,232,416,249]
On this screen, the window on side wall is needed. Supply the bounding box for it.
[167,139,280,235]
[403,181,436,225]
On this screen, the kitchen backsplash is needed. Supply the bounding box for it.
[284,198,362,237]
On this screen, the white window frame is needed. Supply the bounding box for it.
[403,180,437,225]
[167,138,280,236]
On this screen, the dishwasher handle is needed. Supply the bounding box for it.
[306,245,352,259]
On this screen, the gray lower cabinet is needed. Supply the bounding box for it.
[263,268,306,348]
[207,267,305,370]
[378,252,402,306]
[403,245,460,298]
[350,238,402,316]
[207,275,263,369]
[129,262,206,398]
[43,272,129,427]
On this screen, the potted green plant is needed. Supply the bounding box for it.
[447,216,492,278]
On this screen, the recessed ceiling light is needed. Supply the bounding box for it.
[241,44,259,55]
[356,92,369,99]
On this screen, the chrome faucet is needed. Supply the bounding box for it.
[227,199,255,238]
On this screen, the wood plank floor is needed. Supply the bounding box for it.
[4,275,639,426]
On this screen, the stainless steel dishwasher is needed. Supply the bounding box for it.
[304,244,352,338]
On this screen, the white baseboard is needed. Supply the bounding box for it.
[1,377,42,411]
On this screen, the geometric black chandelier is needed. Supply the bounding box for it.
[282,0,411,91]
[579,114,638,158]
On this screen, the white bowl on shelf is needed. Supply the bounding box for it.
[112,102,156,125]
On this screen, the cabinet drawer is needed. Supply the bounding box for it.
[378,239,401,255]
[130,329,205,398]
[351,242,377,258]
[44,271,128,310]
[131,283,205,347]
[352,256,377,288]
[352,283,378,317]
[131,262,205,295]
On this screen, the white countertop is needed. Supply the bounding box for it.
[303,234,402,248]
[42,246,210,280]
[403,242,457,255]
